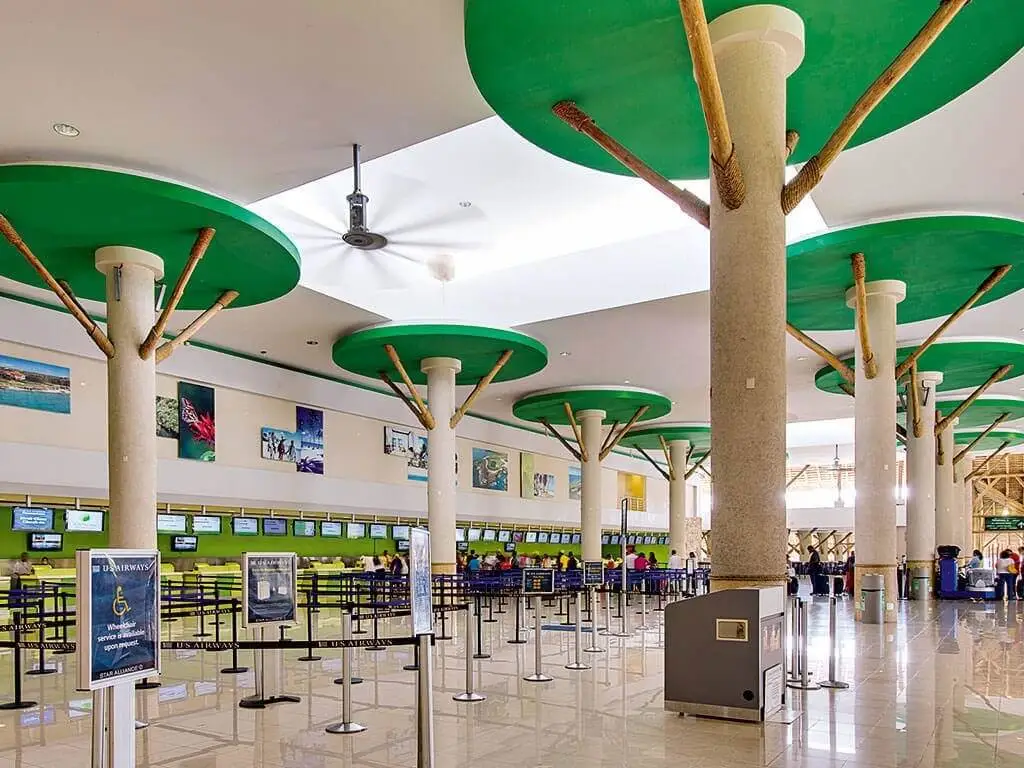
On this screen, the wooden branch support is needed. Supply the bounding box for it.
[677,0,744,209]
[966,441,1012,482]
[635,445,671,482]
[600,406,649,461]
[685,449,711,480]
[551,100,710,228]
[909,363,922,438]
[839,382,856,398]
[850,253,877,379]
[954,412,1010,466]
[782,0,971,213]
[379,372,432,431]
[786,464,812,489]
[383,344,435,430]
[450,349,512,429]
[563,402,589,463]
[539,418,581,462]
[935,364,1012,435]
[894,265,1012,379]
[599,421,620,458]
[785,130,799,159]
[658,435,676,482]
[786,323,854,383]
[141,227,215,359]
[154,290,238,363]
[936,426,945,465]
[0,214,114,358]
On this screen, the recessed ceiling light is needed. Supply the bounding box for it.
[459,201,473,208]
[259,350,268,355]
[559,351,571,357]
[797,355,808,361]
[495,397,503,401]
[624,379,630,384]
[306,340,319,346]
[52,122,80,137]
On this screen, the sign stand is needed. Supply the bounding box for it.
[326,612,367,733]
[453,600,486,702]
[239,553,300,709]
[584,588,605,653]
[564,592,590,671]
[521,568,555,683]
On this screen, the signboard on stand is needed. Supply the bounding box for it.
[242,553,297,627]
[408,527,433,636]
[582,561,604,587]
[76,549,161,691]
[522,568,555,595]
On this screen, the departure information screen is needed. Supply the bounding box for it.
[522,568,555,595]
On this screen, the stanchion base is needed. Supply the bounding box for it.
[583,647,605,654]
[819,681,850,689]
[436,635,453,641]
[402,663,419,671]
[221,666,249,674]
[786,682,821,691]
[364,646,385,652]
[334,677,363,685]
[238,694,300,709]
[26,668,56,676]
[298,655,323,662]
[352,629,367,635]
[483,619,498,624]
[610,632,631,638]
[326,721,367,734]
[565,662,591,671]
[453,692,486,702]
[507,639,528,645]
[0,700,36,710]
[472,653,491,660]
[135,720,149,730]
[54,649,75,656]
[193,633,212,638]
[523,674,553,683]
[135,680,161,690]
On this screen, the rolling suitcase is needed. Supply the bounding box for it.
[834,576,845,595]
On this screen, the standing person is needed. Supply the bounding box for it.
[624,546,638,570]
[558,550,569,571]
[390,551,406,576]
[9,553,32,589]
[634,551,648,571]
[995,549,1017,601]
[1018,547,1024,599]
[467,551,481,573]
[844,551,855,597]
[566,552,578,571]
[807,546,823,596]
[647,552,658,569]
[667,549,684,571]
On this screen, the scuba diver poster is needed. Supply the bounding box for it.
[76,550,160,690]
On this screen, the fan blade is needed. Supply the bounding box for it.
[383,207,481,239]
[379,247,429,265]
[365,174,431,232]
[387,239,486,251]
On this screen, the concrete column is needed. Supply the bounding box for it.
[905,372,942,584]
[936,422,958,549]
[957,462,973,554]
[707,5,804,590]
[849,280,906,622]
[668,439,690,556]
[579,410,606,562]
[421,357,461,573]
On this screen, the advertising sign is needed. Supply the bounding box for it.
[242,553,297,628]
[76,549,161,691]
[522,568,556,595]
[408,527,433,636]
[582,561,604,587]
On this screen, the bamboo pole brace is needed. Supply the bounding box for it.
[936,421,946,465]
[657,434,676,482]
[677,0,744,209]
[786,464,812,489]
[599,421,620,458]
[839,382,856,398]
[909,363,922,438]
[936,364,1012,435]
[141,227,215,359]
[785,130,800,159]
[635,445,671,482]
[954,412,1010,466]
[379,372,432,431]
[786,323,854,383]
[551,100,710,228]
[895,265,1012,379]
[684,449,711,480]
[850,253,877,379]
[450,349,512,429]
[600,406,649,461]
[154,290,238,363]
[0,214,114,358]
[563,402,589,463]
[966,440,1011,482]
[384,344,435,430]
[539,417,581,462]
[782,0,971,213]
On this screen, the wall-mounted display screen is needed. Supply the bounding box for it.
[293,520,316,537]
[504,542,516,553]
[347,522,365,539]
[456,541,469,551]
[397,539,410,552]
[27,532,62,551]
[191,515,222,534]
[393,525,411,540]
[13,507,54,532]
[601,535,610,545]
[157,513,188,534]
[455,527,466,542]
[525,531,538,543]
[170,535,198,552]
[369,524,389,539]
[537,532,549,543]
[610,534,620,545]
[497,530,511,543]
[572,533,581,544]
[320,521,343,538]
[262,518,287,536]
[626,535,635,545]
[467,528,482,542]
[65,509,104,533]
[232,517,259,536]
[482,529,497,542]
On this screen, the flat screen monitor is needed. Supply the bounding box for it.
[347,522,365,539]
[504,542,516,553]
[482,529,497,542]
[320,521,343,538]
[626,535,636,545]
[191,515,222,534]
[397,539,410,552]
[369,523,389,539]
[467,528,481,542]
[525,531,538,543]
[571,533,581,544]
[537,532,549,543]
[293,520,316,537]
[392,525,411,540]
[232,517,259,536]
[497,530,511,543]
[513,532,524,543]
[601,535,610,545]
[27,532,62,551]
[610,534,620,545]
[170,535,198,552]
[13,507,54,532]
[65,509,104,533]
[157,513,188,534]
[455,527,466,542]
[262,518,287,536]
[456,541,469,552]
[660,536,669,545]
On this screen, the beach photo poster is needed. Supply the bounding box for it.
[156,395,178,439]
[569,465,582,500]
[177,382,216,461]
[0,354,71,414]
[533,472,556,499]
[472,447,508,491]
[384,424,413,456]
[261,427,300,463]
[407,431,428,482]
[295,406,324,474]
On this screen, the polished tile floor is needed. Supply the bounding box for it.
[0,590,1021,767]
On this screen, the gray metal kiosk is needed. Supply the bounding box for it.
[664,586,786,722]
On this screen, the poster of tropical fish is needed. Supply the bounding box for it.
[177,382,215,461]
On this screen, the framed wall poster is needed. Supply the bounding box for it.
[156,395,178,439]
[520,452,536,499]
[568,465,582,500]
[261,427,300,462]
[0,354,71,414]
[295,406,324,474]
[407,432,429,482]
[76,549,160,691]
[384,425,414,456]
[472,447,508,491]
[178,382,216,461]
[242,553,298,628]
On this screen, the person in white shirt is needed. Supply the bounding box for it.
[361,554,376,573]
[624,548,638,570]
[667,549,684,570]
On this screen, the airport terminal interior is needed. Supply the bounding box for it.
[0,2,1023,767]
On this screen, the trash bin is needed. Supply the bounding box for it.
[861,573,884,624]
[910,567,931,601]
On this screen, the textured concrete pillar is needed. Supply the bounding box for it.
[905,372,942,580]
[707,6,804,589]
[668,439,690,556]
[957,462,973,554]
[579,410,606,562]
[849,280,906,622]
[422,357,461,573]
[936,423,957,550]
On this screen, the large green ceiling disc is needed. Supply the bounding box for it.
[513,386,672,425]
[465,1,1023,179]
[816,339,1024,396]
[935,396,1024,430]
[953,428,1024,453]
[789,217,1024,331]
[333,322,548,386]
[0,164,300,308]
[621,423,711,453]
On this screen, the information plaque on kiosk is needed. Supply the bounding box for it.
[522,567,556,595]
[582,561,604,587]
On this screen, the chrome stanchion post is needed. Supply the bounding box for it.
[787,599,820,691]
[454,603,486,702]
[416,633,435,768]
[523,596,552,682]
[786,596,800,683]
[91,687,108,768]
[819,596,850,690]
[636,577,649,631]
[584,587,604,653]
[326,612,366,733]
[565,592,590,670]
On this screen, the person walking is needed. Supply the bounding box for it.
[995,549,1017,601]
[844,551,855,597]
[667,549,684,570]
[807,546,824,596]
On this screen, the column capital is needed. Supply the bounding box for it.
[420,356,462,375]
[95,246,164,280]
[576,409,607,422]
[915,371,944,388]
[845,279,906,308]
[709,4,806,76]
